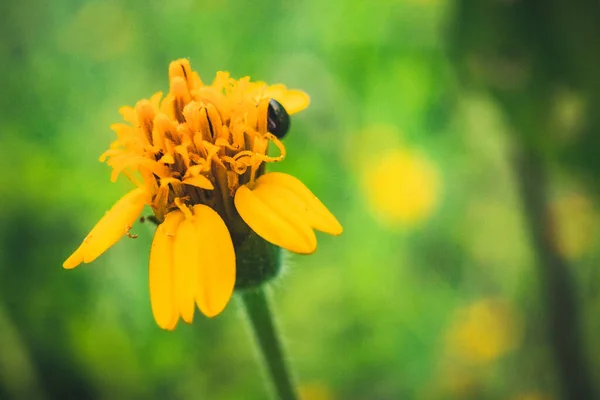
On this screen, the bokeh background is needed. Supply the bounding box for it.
[1,0,599,399]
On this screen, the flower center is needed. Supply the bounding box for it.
[99,60,287,240]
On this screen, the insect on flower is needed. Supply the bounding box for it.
[266,99,290,138]
[63,59,342,330]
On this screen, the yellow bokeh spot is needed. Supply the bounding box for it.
[550,192,598,260]
[445,299,521,365]
[436,366,481,398]
[298,382,335,400]
[362,148,440,226]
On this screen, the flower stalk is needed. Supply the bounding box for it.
[514,148,595,399]
[239,287,298,400]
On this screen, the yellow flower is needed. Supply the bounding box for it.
[63,59,342,330]
[362,148,440,226]
[550,192,597,260]
[444,299,521,365]
[298,382,335,400]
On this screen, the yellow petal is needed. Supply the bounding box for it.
[149,91,163,109]
[158,154,174,164]
[263,84,286,99]
[251,183,320,249]
[251,183,325,235]
[119,105,137,125]
[63,188,147,268]
[270,89,310,115]
[173,217,199,324]
[205,103,223,139]
[182,175,214,190]
[191,205,236,317]
[63,245,84,269]
[256,173,343,235]
[149,211,183,330]
[82,188,147,263]
[169,59,193,89]
[235,185,317,254]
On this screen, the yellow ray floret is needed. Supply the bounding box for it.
[173,215,199,324]
[63,188,148,269]
[254,172,343,235]
[149,211,183,330]
[234,172,343,254]
[191,205,236,318]
[235,184,317,254]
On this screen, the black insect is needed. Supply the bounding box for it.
[267,99,290,138]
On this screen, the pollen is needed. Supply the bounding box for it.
[125,225,139,239]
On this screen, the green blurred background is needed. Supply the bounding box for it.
[1,0,599,399]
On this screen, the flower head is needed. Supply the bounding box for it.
[444,299,522,365]
[64,59,342,330]
[362,147,440,227]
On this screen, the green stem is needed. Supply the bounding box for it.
[514,149,595,399]
[239,288,298,400]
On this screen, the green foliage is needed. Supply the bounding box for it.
[0,0,598,399]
